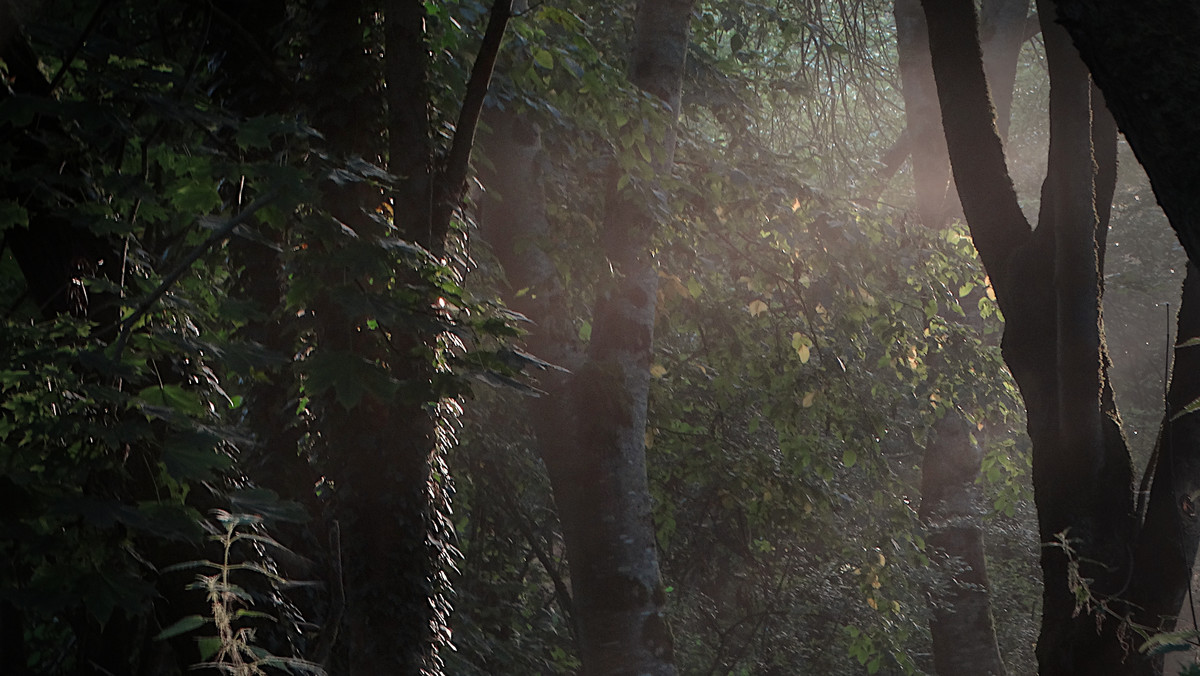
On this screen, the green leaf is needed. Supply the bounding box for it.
[1139,629,1198,655]
[196,636,223,661]
[162,432,234,481]
[137,385,208,418]
[155,614,208,641]
[0,200,29,231]
[533,47,554,70]
[229,487,310,523]
[1171,394,1200,422]
[843,448,858,468]
[304,350,398,409]
[169,180,222,214]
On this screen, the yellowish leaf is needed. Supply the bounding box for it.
[802,391,816,407]
[649,364,667,378]
[791,197,802,212]
[748,299,768,316]
[866,597,878,610]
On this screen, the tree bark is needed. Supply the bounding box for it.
[1129,263,1200,639]
[895,0,1029,228]
[895,0,955,228]
[304,0,509,671]
[980,0,1033,142]
[557,4,693,673]
[304,3,442,672]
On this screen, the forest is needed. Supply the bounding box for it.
[4,0,1200,674]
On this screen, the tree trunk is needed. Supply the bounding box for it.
[920,414,1009,676]
[556,3,693,672]
[303,0,513,670]
[304,3,443,672]
[479,1,693,673]
[1129,262,1200,638]
[980,0,1033,142]
[896,0,955,228]
[895,0,1029,228]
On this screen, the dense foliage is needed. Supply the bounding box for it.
[0,0,1191,674]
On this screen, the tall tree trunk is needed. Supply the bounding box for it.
[895,0,955,227]
[305,3,440,672]
[304,0,510,670]
[556,3,693,672]
[479,1,693,673]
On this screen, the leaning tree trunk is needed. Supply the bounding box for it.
[1128,262,1200,643]
[1049,0,1200,272]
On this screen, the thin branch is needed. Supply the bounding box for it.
[111,190,280,358]
[433,0,514,233]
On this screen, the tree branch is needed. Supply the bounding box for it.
[433,0,514,237]
[921,0,1032,279]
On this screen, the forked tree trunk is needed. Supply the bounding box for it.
[921,0,1200,673]
[305,0,510,671]
[305,3,443,672]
